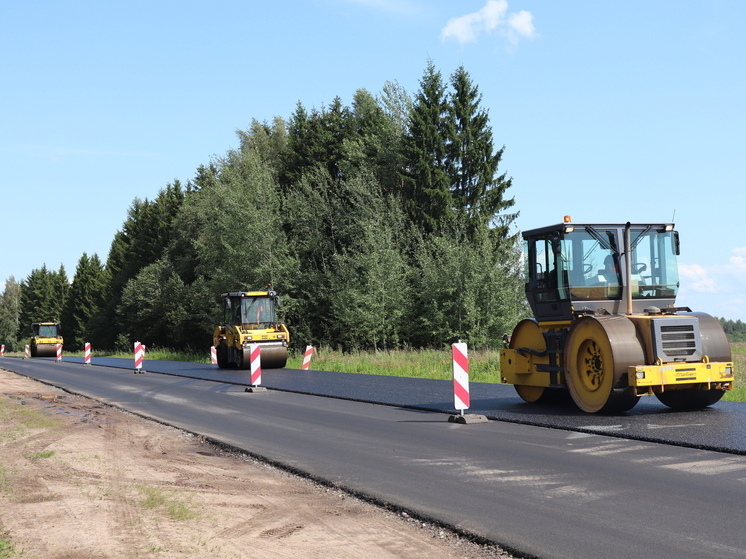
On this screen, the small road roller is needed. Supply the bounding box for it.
[500,218,734,413]
[213,290,290,369]
[30,322,63,357]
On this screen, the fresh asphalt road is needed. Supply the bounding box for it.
[3,357,746,559]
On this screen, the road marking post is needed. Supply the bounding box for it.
[84,342,91,365]
[24,345,30,359]
[134,341,145,373]
[56,343,62,362]
[0,344,4,357]
[210,346,217,365]
[448,342,487,424]
[301,345,315,370]
[245,343,267,392]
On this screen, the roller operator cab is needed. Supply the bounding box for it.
[213,290,290,369]
[30,322,63,357]
[500,219,734,413]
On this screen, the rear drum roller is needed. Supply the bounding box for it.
[655,312,730,410]
[509,319,550,403]
[564,316,643,413]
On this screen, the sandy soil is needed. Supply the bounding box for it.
[0,368,515,559]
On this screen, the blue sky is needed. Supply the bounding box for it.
[2,0,745,321]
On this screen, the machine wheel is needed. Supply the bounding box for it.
[216,344,229,369]
[564,316,643,413]
[655,388,726,410]
[509,319,550,403]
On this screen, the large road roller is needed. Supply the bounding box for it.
[500,218,734,413]
[213,290,289,369]
[30,322,63,357]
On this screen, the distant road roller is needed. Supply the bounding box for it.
[30,322,63,357]
[213,290,289,369]
[500,218,734,413]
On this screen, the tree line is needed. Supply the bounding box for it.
[0,62,528,353]
[719,318,746,343]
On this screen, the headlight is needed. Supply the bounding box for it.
[636,370,645,379]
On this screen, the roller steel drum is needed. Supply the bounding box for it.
[240,345,288,369]
[33,344,58,358]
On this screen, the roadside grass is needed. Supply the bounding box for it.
[136,485,199,521]
[0,531,18,559]
[723,343,745,402]
[0,397,59,444]
[286,347,503,384]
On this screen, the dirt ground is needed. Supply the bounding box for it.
[0,368,515,559]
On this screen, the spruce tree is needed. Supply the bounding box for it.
[400,61,453,235]
[446,66,516,241]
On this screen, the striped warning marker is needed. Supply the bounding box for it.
[84,342,91,365]
[56,343,63,362]
[250,343,262,386]
[301,345,314,370]
[0,344,4,357]
[24,345,30,359]
[210,346,217,365]
[134,341,145,373]
[452,342,470,411]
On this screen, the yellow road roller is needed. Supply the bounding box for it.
[213,290,289,369]
[500,218,734,413]
[30,322,63,357]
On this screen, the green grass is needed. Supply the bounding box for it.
[0,532,18,559]
[136,485,199,521]
[286,347,503,384]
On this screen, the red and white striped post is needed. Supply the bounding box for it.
[210,346,217,365]
[452,342,470,413]
[24,345,30,359]
[448,342,487,424]
[56,343,62,362]
[0,344,4,357]
[134,341,145,373]
[84,342,91,365]
[250,343,262,386]
[301,345,314,370]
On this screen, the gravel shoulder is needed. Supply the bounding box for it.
[0,368,515,559]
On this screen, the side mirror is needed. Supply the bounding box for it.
[274,296,281,307]
[673,231,680,255]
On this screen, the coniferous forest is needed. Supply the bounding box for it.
[0,63,530,353]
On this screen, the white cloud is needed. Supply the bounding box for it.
[678,247,746,320]
[440,0,536,45]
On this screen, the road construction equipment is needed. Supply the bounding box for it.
[213,290,289,369]
[500,218,734,413]
[30,322,63,358]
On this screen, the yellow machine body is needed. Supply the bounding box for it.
[500,220,734,413]
[30,322,63,358]
[212,291,289,369]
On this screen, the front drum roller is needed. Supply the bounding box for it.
[239,345,288,370]
[33,344,58,358]
[509,319,550,403]
[564,316,643,413]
